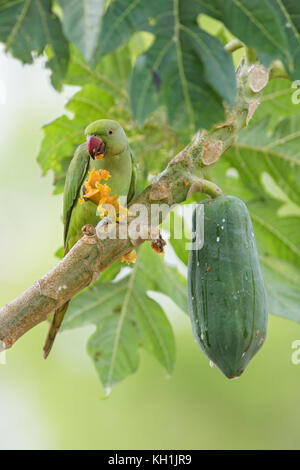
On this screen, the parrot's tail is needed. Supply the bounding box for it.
[43,301,70,359]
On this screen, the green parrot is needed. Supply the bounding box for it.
[43,119,136,358]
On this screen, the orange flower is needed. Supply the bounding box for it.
[97,169,111,181]
[79,168,129,221]
[121,250,137,264]
[79,169,112,206]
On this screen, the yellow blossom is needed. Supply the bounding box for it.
[79,169,129,221]
[121,250,137,264]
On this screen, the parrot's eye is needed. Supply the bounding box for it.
[108,129,114,135]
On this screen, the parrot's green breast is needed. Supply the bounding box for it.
[90,147,133,196]
[65,144,133,252]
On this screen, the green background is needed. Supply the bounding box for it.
[0,45,300,450]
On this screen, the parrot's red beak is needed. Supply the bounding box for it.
[87,135,106,159]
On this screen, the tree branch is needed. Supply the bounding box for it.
[0,59,269,350]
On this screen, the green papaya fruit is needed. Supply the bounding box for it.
[187,196,268,378]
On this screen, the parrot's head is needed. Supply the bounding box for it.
[85,119,128,160]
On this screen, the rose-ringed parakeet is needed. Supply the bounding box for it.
[43,119,136,358]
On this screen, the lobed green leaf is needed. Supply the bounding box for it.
[63,243,185,389]
[0,0,69,90]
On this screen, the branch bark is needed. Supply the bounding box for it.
[0,59,269,350]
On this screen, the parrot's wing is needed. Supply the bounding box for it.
[63,143,90,245]
[127,148,137,203]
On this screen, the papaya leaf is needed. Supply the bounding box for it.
[199,0,300,80]
[64,45,130,97]
[221,116,300,207]
[64,30,153,93]
[129,31,234,130]
[197,0,291,70]
[66,83,115,121]
[248,198,300,324]
[165,211,190,267]
[0,0,69,90]
[88,311,140,393]
[99,261,122,283]
[248,199,300,271]
[208,160,258,204]
[58,0,105,63]
[96,0,236,130]
[128,115,182,193]
[271,0,300,79]
[63,243,186,389]
[252,78,296,128]
[260,254,300,323]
